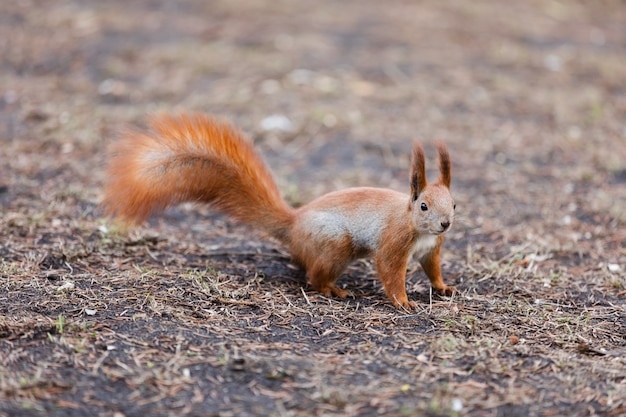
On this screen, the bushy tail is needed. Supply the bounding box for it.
[102,113,295,241]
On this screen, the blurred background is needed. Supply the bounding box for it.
[2,0,624,253]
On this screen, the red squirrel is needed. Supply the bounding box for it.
[102,113,457,308]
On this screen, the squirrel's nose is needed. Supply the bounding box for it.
[441,221,450,230]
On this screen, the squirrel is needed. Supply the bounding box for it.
[102,113,457,309]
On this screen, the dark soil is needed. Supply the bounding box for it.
[1,1,625,416]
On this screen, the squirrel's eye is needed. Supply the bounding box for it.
[420,202,428,211]
[453,203,456,210]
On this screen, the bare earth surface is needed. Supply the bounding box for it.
[1,1,625,416]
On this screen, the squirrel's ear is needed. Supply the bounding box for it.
[410,142,427,201]
[436,141,451,189]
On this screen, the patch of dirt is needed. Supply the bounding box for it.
[1,0,625,416]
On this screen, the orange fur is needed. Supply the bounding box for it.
[102,113,457,309]
[436,141,452,189]
[102,113,294,240]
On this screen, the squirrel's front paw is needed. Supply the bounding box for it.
[435,285,457,297]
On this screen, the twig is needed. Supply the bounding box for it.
[300,287,311,306]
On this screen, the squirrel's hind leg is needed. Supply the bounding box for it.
[289,226,355,300]
[307,262,352,299]
[298,237,354,299]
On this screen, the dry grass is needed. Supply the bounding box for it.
[1,0,625,416]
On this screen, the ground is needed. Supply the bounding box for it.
[1,0,625,416]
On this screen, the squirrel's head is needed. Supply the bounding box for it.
[409,142,455,235]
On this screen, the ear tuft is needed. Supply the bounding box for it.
[410,142,427,201]
[436,141,451,189]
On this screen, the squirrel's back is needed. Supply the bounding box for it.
[102,113,294,240]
